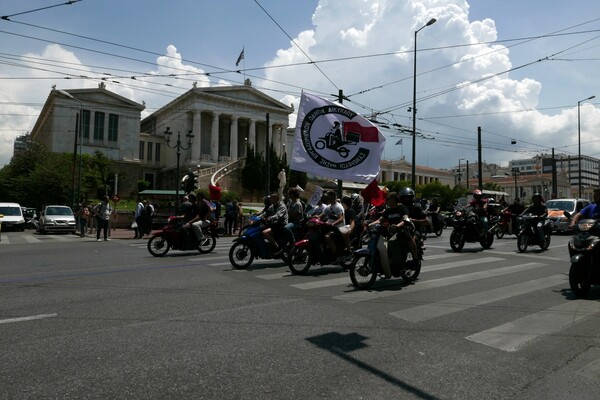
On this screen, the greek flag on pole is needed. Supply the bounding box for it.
[291,91,385,183]
[235,48,244,66]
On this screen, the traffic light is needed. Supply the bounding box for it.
[184,171,196,193]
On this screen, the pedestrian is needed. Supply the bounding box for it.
[224,200,235,235]
[77,202,91,237]
[133,198,144,239]
[142,200,154,236]
[93,195,112,241]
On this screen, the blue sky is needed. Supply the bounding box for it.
[1,0,599,171]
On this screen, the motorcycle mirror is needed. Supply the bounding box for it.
[563,211,571,219]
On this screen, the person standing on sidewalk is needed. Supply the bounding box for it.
[93,195,113,241]
[133,199,144,239]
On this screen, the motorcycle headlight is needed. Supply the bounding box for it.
[578,221,595,232]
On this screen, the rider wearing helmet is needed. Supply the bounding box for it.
[469,189,489,233]
[522,193,548,244]
[399,187,427,260]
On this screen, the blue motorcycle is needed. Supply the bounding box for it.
[228,216,291,269]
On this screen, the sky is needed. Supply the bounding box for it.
[1,0,600,172]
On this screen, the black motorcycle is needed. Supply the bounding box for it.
[449,208,494,252]
[424,211,444,236]
[566,214,600,298]
[349,219,425,290]
[516,213,552,252]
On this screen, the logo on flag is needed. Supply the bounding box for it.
[290,92,385,183]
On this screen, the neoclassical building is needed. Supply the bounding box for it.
[140,81,294,190]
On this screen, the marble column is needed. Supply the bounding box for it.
[192,111,202,161]
[230,116,238,161]
[248,119,256,151]
[210,112,219,163]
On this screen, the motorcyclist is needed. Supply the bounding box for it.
[320,190,345,255]
[507,197,525,232]
[367,191,410,260]
[569,188,600,227]
[260,193,289,255]
[521,192,548,244]
[469,189,488,234]
[180,193,201,242]
[399,187,428,259]
[425,197,442,231]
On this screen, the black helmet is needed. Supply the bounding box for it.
[532,192,543,202]
[399,187,415,205]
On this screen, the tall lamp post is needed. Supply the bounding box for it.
[164,127,194,209]
[512,167,520,200]
[57,90,83,207]
[411,17,437,190]
[457,157,465,187]
[578,95,595,198]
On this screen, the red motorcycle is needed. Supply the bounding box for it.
[147,216,218,257]
[287,217,353,274]
[490,208,516,239]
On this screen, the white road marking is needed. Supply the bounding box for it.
[391,274,566,322]
[0,313,58,325]
[333,262,547,303]
[466,300,600,352]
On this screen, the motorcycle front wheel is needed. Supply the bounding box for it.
[569,262,592,298]
[449,230,465,252]
[480,232,494,249]
[229,241,254,269]
[540,233,551,250]
[434,224,443,237]
[148,235,170,257]
[288,246,312,275]
[197,233,217,254]
[400,251,421,282]
[349,254,378,290]
[495,225,505,239]
[517,233,528,253]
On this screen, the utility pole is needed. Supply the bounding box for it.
[337,89,344,199]
[477,126,483,190]
[266,112,270,196]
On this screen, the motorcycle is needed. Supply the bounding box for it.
[566,213,600,298]
[449,208,494,252]
[349,218,425,290]
[287,217,354,274]
[490,208,516,239]
[229,215,291,269]
[147,216,218,257]
[516,213,552,252]
[424,211,444,236]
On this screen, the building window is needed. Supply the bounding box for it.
[82,110,91,139]
[147,142,153,161]
[108,114,118,141]
[139,141,145,160]
[155,143,161,162]
[94,112,105,140]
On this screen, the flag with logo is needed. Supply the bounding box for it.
[290,91,385,183]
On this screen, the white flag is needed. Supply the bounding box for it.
[290,92,385,183]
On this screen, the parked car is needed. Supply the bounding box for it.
[546,198,590,232]
[38,205,77,234]
[0,202,26,231]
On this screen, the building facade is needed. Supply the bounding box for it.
[140,82,294,191]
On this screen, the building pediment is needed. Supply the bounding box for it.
[193,85,293,112]
[60,87,145,111]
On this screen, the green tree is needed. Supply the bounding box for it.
[241,145,264,201]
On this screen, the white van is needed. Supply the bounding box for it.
[0,202,26,231]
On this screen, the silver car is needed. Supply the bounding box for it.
[38,205,77,234]
[546,198,590,233]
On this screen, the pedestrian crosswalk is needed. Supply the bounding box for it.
[199,239,600,355]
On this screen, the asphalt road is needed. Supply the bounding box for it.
[1,229,599,399]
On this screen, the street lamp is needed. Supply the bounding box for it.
[57,90,83,207]
[512,167,520,200]
[411,17,437,190]
[578,95,595,198]
[164,127,194,209]
[457,157,465,188]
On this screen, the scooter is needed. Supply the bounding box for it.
[349,218,425,290]
[229,215,291,269]
[287,217,353,275]
[424,211,444,236]
[490,208,516,239]
[147,216,218,257]
[516,213,552,252]
[566,212,600,298]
